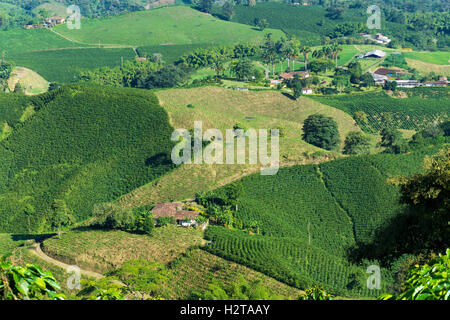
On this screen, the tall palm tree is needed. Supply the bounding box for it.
[301,46,312,72]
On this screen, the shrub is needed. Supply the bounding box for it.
[343,131,371,155]
[93,203,135,231]
[302,114,340,150]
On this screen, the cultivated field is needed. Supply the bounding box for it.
[119,86,360,207]
[55,6,284,47]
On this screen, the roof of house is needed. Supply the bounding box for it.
[279,71,309,80]
[424,81,448,85]
[364,50,387,58]
[151,203,199,220]
[374,68,406,76]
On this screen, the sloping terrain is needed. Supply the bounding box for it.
[0,84,175,233]
[119,86,360,207]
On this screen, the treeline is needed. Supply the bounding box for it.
[78,59,193,89]
[0,0,150,29]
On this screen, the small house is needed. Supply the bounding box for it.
[45,16,66,27]
[279,71,310,81]
[423,80,448,87]
[151,202,200,227]
[302,88,313,95]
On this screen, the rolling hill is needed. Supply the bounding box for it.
[54,6,284,47]
[0,84,176,233]
[203,145,446,296]
[119,86,361,207]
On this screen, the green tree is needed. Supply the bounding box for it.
[93,203,135,231]
[231,58,254,81]
[222,1,235,21]
[343,131,371,155]
[49,199,74,237]
[302,114,340,150]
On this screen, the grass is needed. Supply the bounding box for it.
[9,48,137,83]
[41,225,205,274]
[405,58,450,77]
[402,51,450,65]
[7,67,49,95]
[0,28,80,54]
[118,86,360,207]
[55,6,284,47]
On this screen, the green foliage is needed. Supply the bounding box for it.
[191,274,284,300]
[299,286,334,300]
[110,259,168,298]
[0,257,64,300]
[379,249,450,300]
[311,88,450,132]
[0,84,176,233]
[343,131,371,155]
[93,203,136,231]
[302,114,340,150]
[204,147,443,296]
[382,53,408,69]
[156,216,177,227]
[78,278,126,300]
[379,128,409,154]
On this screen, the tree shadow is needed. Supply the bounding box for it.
[346,207,449,266]
[281,92,296,101]
[11,233,56,243]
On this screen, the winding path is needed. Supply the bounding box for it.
[30,243,104,280]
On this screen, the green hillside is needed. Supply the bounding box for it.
[9,48,137,83]
[311,88,450,132]
[0,84,175,233]
[204,146,444,296]
[54,6,284,47]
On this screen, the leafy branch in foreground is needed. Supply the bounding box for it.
[0,256,65,300]
[378,249,450,300]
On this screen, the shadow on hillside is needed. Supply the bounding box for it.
[11,233,56,243]
[282,92,296,101]
[346,207,449,265]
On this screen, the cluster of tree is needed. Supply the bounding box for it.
[176,43,259,73]
[328,22,366,38]
[195,182,245,228]
[92,203,154,235]
[78,60,193,89]
[0,60,13,90]
[332,61,374,92]
[302,114,340,151]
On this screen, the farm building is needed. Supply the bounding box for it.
[423,80,448,87]
[374,33,391,45]
[151,202,199,227]
[302,88,313,95]
[25,24,43,29]
[362,50,387,59]
[45,16,66,27]
[372,73,389,85]
[388,79,421,88]
[279,71,310,80]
